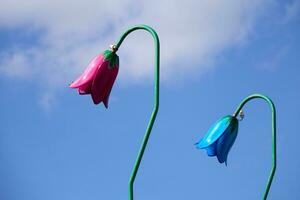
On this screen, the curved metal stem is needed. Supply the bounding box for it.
[233,94,276,200]
[115,24,160,200]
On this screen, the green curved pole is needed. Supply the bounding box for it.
[233,94,276,200]
[114,24,160,200]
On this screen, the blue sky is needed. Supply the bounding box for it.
[0,0,300,199]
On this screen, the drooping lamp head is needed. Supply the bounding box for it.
[195,94,277,199]
[70,45,119,108]
[195,114,240,165]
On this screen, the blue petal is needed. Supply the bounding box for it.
[205,142,217,156]
[216,118,239,164]
[197,115,232,149]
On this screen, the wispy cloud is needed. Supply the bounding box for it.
[0,51,33,79]
[257,45,289,72]
[0,0,273,87]
[283,0,300,23]
[38,92,56,112]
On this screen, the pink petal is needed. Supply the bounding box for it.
[91,63,118,105]
[78,81,92,95]
[103,96,109,108]
[102,68,119,108]
[90,62,111,104]
[70,54,104,89]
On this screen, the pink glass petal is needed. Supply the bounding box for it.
[90,61,111,104]
[78,81,92,95]
[102,67,119,108]
[91,62,118,105]
[70,54,104,89]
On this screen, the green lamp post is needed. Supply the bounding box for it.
[70,24,159,200]
[116,25,160,200]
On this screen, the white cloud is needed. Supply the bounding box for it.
[0,0,273,86]
[0,51,33,78]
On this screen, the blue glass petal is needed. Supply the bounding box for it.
[205,142,217,156]
[216,118,239,164]
[197,115,232,149]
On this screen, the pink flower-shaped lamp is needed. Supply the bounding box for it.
[70,47,119,108]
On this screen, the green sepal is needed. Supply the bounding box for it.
[103,50,119,69]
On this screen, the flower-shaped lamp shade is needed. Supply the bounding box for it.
[195,115,239,164]
[70,50,119,108]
